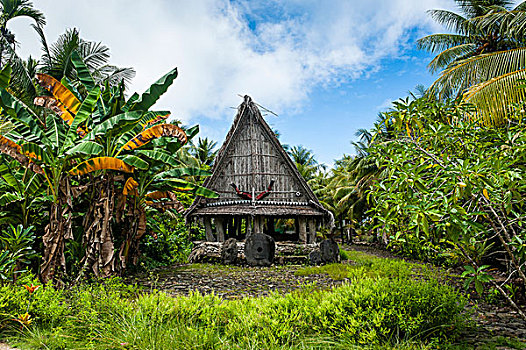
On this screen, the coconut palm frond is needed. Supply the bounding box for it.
[417,34,472,53]
[428,9,471,34]
[31,23,51,69]
[514,1,526,11]
[45,28,80,79]
[429,47,526,98]
[428,43,477,73]
[462,68,526,125]
[93,65,135,88]
[78,40,110,72]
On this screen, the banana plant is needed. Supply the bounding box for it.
[0,154,47,228]
[115,140,217,269]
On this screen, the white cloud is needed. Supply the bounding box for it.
[9,0,452,124]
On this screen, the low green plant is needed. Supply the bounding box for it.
[297,250,433,281]
[0,275,469,349]
[461,265,494,295]
[0,225,36,284]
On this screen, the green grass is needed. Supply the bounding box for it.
[296,250,435,280]
[0,271,469,350]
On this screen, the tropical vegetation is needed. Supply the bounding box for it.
[1,0,526,348]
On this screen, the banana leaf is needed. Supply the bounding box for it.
[118,154,149,170]
[123,177,138,195]
[0,65,11,89]
[154,167,211,179]
[69,156,134,176]
[119,124,187,152]
[0,192,22,206]
[64,86,100,147]
[87,111,143,139]
[124,68,178,112]
[153,178,218,198]
[24,173,43,196]
[0,161,20,191]
[35,73,81,114]
[34,96,74,125]
[66,141,103,157]
[1,90,47,143]
[135,150,180,167]
[21,142,49,163]
[71,51,95,89]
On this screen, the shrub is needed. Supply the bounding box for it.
[1,276,468,349]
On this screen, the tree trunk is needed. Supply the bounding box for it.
[118,200,146,270]
[41,177,73,284]
[77,174,116,280]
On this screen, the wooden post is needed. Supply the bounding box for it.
[246,216,253,238]
[266,217,275,235]
[204,217,214,242]
[216,217,225,242]
[307,218,316,244]
[234,217,241,239]
[226,218,234,239]
[298,217,307,244]
[254,216,263,234]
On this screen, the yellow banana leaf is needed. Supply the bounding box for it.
[123,177,139,196]
[145,191,171,200]
[0,135,21,153]
[35,74,81,115]
[142,113,170,129]
[120,124,187,152]
[145,191,185,213]
[34,96,89,136]
[34,96,74,125]
[69,157,134,176]
[0,136,43,174]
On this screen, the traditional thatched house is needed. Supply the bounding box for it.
[185,96,332,244]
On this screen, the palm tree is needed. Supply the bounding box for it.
[419,0,526,125]
[287,145,324,181]
[0,0,45,104]
[190,137,217,168]
[418,0,520,78]
[35,27,135,89]
[0,0,45,67]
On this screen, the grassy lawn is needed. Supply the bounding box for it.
[0,249,515,350]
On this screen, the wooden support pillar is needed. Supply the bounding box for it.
[266,217,275,235]
[234,217,241,239]
[216,217,225,242]
[307,218,316,244]
[246,216,253,238]
[226,218,234,239]
[298,217,307,244]
[204,217,214,242]
[254,216,263,234]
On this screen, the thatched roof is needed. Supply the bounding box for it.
[185,96,331,223]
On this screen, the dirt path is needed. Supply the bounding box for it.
[129,264,345,299]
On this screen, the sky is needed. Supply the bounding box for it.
[9,0,456,166]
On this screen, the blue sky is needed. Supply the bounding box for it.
[11,0,453,165]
